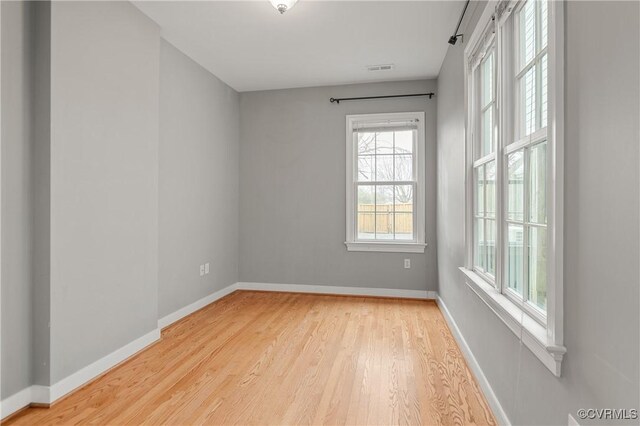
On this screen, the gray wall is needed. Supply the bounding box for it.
[159,40,240,318]
[49,1,160,383]
[1,0,34,398]
[239,80,438,291]
[436,2,640,425]
[31,0,51,388]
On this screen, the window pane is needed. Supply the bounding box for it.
[541,53,548,129]
[375,155,394,181]
[375,212,394,239]
[486,219,496,276]
[528,226,547,310]
[357,185,375,210]
[481,52,494,108]
[507,151,524,221]
[376,185,394,207]
[357,155,374,182]
[475,165,485,216]
[394,185,413,241]
[474,218,485,271]
[394,185,413,209]
[357,185,375,240]
[481,108,493,157]
[357,132,376,155]
[375,185,393,239]
[520,0,536,69]
[394,212,413,240]
[357,212,375,240]
[394,155,413,181]
[521,66,536,136]
[394,130,413,154]
[507,224,524,295]
[529,142,547,224]
[485,160,496,218]
[376,132,394,154]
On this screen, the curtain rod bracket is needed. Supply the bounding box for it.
[448,0,470,45]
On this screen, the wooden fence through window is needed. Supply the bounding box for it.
[357,203,413,235]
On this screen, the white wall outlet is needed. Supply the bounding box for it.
[205,262,210,274]
[199,264,205,276]
[404,259,411,269]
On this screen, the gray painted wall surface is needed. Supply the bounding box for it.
[49,1,160,383]
[31,0,51,388]
[436,2,639,425]
[1,0,34,398]
[239,80,438,291]
[159,40,240,318]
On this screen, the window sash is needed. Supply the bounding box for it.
[354,182,417,243]
[503,139,548,323]
[471,41,498,283]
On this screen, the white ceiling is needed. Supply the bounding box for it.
[133,1,464,92]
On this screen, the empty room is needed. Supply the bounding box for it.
[0,0,638,425]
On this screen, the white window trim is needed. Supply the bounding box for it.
[462,0,565,376]
[345,112,427,253]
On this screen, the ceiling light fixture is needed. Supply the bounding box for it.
[270,0,298,14]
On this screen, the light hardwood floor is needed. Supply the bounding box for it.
[6,291,496,425]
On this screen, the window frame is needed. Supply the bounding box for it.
[462,0,565,377]
[345,111,427,253]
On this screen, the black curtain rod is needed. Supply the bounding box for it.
[329,93,435,104]
[448,0,470,45]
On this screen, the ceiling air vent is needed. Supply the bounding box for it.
[367,64,394,72]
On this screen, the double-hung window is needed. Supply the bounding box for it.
[463,0,565,376]
[345,112,426,253]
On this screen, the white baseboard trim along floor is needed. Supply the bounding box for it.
[437,296,511,426]
[236,281,437,300]
[0,328,160,419]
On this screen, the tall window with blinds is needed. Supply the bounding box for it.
[463,0,565,376]
[464,0,559,324]
[345,112,426,253]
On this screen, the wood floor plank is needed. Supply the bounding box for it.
[5,291,496,426]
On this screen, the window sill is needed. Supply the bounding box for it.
[345,242,427,253]
[459,267,566,377]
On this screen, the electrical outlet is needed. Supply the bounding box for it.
[199,264,205,276]
[205,262,210,274]
[404,259,411,269]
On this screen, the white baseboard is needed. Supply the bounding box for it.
[237,281,437,300]
[0,386,33,420]
[49,328,160,403]
[158,283,239,329]
[30,385,50,404]
[437,296,511,426]
[1,383,53,418]
[0,328,160,420]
